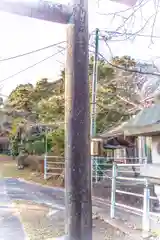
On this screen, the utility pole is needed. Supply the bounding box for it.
[90,28,99,138]
[91,28,99,184]
[0,1,92,240]
[65,1,92,239]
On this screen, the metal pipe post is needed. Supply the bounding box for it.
[65,0,92,239]
[45,129,48,155]
[110,162,117,218]
[90,28,99,137]
[44,155,47,180]
[90,28,99,186]
[142,180,150,237]
[95,158,98,183]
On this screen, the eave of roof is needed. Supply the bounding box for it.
[124,104,160,128]
[123,104,160,136]
[97,121,128,138]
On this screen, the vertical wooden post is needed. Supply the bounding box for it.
[0,1,92,239]
[65,0,92,239]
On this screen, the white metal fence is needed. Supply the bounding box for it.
[44,155,64,180]
[92,156,146,183]
[43,155,160,235]
[110,162,160,237]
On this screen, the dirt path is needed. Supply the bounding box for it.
[13,201,131,240]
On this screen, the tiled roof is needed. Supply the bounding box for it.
[125,104,160,127]
[123,103,160,136]
[98,121,128,138]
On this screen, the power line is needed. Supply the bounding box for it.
[0,34,94,64]
[90,43,160,77]
[101,52,160,77]
[0,49,64,84]
[99,29,160,39]
[0,41,65,62]
[0,34,96,63]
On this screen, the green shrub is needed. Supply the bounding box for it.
[32,140,45,155]
[47,128,64,156]
[11,138,19,156]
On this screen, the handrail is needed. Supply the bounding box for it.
[44,155,64,180]
[116,176,146,182]
[109,161,159,237]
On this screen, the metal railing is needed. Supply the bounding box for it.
[44,155,64,180]
[43,155,159,235]
[110,162,160,237]
[92,156,145,183]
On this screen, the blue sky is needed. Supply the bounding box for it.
[0,0,160,97]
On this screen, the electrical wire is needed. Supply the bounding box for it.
[0,34,95,83]
[0,49,65,84]
[107,58,160,76]
[0,41,66,62]
[0,31,95,63]
[100,29,160,39]
[89,44,160,77]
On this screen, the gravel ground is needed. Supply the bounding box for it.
[14,201,64,239]
[13,201,136,240]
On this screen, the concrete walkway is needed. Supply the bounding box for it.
[0,179,27,240]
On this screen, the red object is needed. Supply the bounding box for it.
[114,159,125,163]
[41,159,44,174]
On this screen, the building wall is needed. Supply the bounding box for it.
[140,135,160,178]
[137,136,152,163]
[152,136,160,164]
[114,148,125,159]
[139,136,160,202]
[150,136,160,201]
